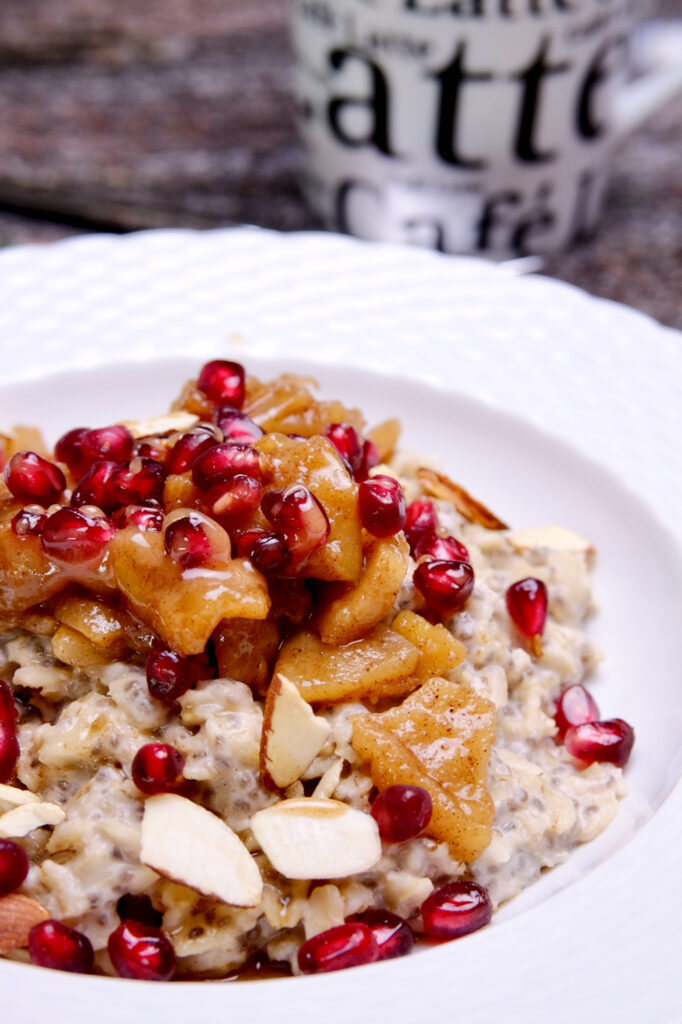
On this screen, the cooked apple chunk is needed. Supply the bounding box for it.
[391,609,467,679]
[244,374,364,438]
[274,624,420,704]
[315,534,410,645]
[213,617,280,691]
[256,433,363,583]
[109,523,270,656]
[351,678,496,861]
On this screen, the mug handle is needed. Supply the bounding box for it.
[613,20,682,140]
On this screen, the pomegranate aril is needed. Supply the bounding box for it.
[404,499,438,552]
[261,484,330,562]
[114,503,164,532]
[356,439,380,482]
[0,684,19,783]
[371,784,433,843]
[112,458,166,507]
[41,507,114,563]
[197,359,245,408]
[0,721,20,784]
[358,475,407,538]
[506,578,548,640]
[0,837,29,896]
[204,475,262,520]
[353,909,414,961]
[71,459,119,513]
[0,680,17,726]
[192,443,262,491]
[297,922,379,975]
[131,742,185,795]
[421,881,492,940]
[324,423,362,475]
[116,893,163,929]
[414,531,470,564]
[108,919,176,981]
[236,529,289,574]
[11,506,47,537]
[414,559,474,615]
[79,425,134,468]
[554,684,600,742]
[146,648,197,705]
[164,513,213,569]
[4,451,66,506]
[54,427,89,478]
[133,438,167,463]
[166,426,220,475]
[28,919,94,974]
[215,407,263,445]
[565,718,635,768]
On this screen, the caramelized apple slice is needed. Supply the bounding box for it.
[109,521,270,656]
[274,625,420,704]
[244,374,364,437]
[256,433,362,583]
[351,678,496,862]
[315,535,409,645]
[213,617,280,691]
[391,609,466,679]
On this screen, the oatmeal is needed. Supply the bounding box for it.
[0,360,634,979]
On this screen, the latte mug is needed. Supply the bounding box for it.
[291,0,682,256]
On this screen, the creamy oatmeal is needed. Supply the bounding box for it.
[0,362,634,979]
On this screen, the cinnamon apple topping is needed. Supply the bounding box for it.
[0,360,634,980]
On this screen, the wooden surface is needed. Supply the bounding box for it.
[0,0,680,329]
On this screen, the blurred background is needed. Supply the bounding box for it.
[0,0,680,327]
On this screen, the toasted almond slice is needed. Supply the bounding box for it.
[141,794,263,907]
[260,675,332,791]
[0,801,66,838]
[416,466,508,530]
[311,758,344,800]
[0,895,50,954]
[0,785,41,808]
[120,410,199,439]
[251,797,381,880]
[508,525,594,555]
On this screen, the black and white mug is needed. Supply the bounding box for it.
[292,0,682,256]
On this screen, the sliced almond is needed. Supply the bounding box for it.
[0,894,50,954]
[508,525,594,556]
[0,784,41,808]
[140,793,263,907]
[416,466,508,530]
[120,410,199,439]
[0,801,65,838]
[251,797,381,880]
[311,758,344,800]
[260,675,331,791]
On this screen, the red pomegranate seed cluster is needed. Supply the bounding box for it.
[553,684,634,768]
